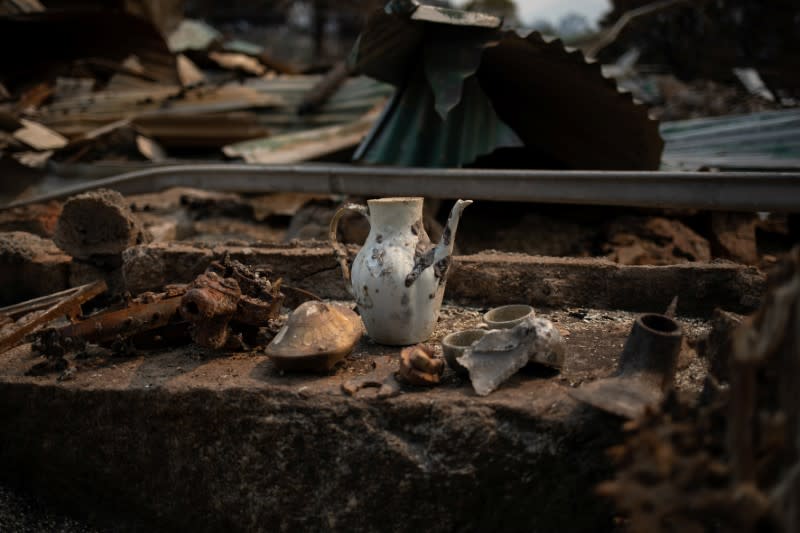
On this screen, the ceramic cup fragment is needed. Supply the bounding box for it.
[457,316,564,396]
[441,329,487,373]
[483,304,535,329]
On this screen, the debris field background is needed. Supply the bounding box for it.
[0,0,799,531]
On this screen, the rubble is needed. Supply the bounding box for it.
[0,202,60,237]
[598,247,800,531]
[47,288,185,349]
[53,189,149,259]
[0,281,105,354]
[603,216,711,265]
[25,258,283,373]
[598,0,800,100]
[710,211,759,265]
[0,231,70,302]
[182,258,284,350]
[0,0,797,529]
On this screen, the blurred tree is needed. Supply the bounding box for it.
[596,0,800,93]
[528,18,557,35]
[557,12,592,39]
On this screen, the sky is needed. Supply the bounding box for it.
[456,0,611,27]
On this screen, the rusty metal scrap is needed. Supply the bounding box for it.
[57,294,184,345]
[0,284,96,319]
[569,312,682,418]
[32,284,188,361]
[31,259,283,360]
[180,271,241,350]
[0,280,106,355]
[222,104,385,164]
[398,344,444,386]
[175,258,284,350]
[206,257,284,326]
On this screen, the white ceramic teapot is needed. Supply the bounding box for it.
[329,197,472,345]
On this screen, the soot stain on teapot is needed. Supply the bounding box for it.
[405,218,436,288]
[404,249,434,287]
[441,225,451,246]
[434,257,450,282]
[361,284,374,308]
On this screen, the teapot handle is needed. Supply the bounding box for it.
[329,203,369,295]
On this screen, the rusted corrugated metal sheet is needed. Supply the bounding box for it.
[133,113,270,149]
[0,10,180,91]
[242,75,394,132]
[222,103,386,163]
[27,71,391,139]
[36,85,284,138]
[0,0,43,15]
[661,109,800,170]
[350,0,663,170]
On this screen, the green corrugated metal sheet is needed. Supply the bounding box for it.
[350,0,663,170]
[661,109,800,170]
[358,70,520,167]
[243,75,395,134]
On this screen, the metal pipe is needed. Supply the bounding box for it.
[616,313,682,391]
[5,163,800,212]
[568,312,683,419]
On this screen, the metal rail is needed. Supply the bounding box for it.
[4,164,800,212]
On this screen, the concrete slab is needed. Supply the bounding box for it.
[122,242,766,316]
[0,306,711,532]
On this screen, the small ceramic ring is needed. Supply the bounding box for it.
[483,304,535,329]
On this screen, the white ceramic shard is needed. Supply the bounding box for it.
[527,319,565,369]
[457,316,565,396]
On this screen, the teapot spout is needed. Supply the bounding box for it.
[433,199,473,267]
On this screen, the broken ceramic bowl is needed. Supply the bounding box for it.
[441,329,487,374]
[265,301,363,373]
[457,316,564,396]
[483,304,535,329]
